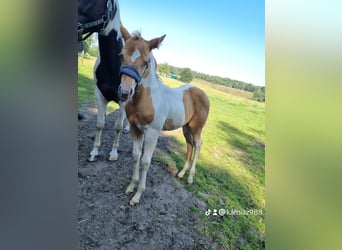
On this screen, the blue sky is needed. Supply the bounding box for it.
[119,0,264,86]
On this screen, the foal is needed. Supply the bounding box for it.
[118,28,210,205]
[78,0,128,161]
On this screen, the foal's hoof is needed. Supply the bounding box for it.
[107,156,118,161]
[125,186,134,195]
[87,155,98,162]
[176,172,184,179]
[129,198,139,206]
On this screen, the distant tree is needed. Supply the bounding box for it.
[252,87,265,102]
[232,81,241,89]
[83,38,91,54]
[88,46,99,57]
[244,83,256,92]
[158,63,170,75]
[169,65,179,75]
[79,33,96,55]
[78,37,91,63]
[78,41,84,53]
[155,62,261,94]
[179,68,193,83]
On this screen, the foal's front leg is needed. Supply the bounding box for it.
[125,127,143,195]
[130,128,160,205]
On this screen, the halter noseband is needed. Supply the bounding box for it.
[119,58,151,84]
[120,65,141,83]
[118,57,152,100]
[78,0,116,41]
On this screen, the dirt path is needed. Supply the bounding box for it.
[78,104,211,249]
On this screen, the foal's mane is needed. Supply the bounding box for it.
[131,31,142,40]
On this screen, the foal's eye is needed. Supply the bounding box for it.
[141,61,148,67]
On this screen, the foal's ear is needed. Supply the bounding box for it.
[148,34,166,51]
[120,24,131,41]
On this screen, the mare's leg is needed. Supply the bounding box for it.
[130,128,159,205]
[88,87,107,162]
[126,126,144,195]
[177,125,194,179]
[108,101,126,161]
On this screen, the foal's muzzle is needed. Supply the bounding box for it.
[118,65,141,101]
[118,85,134,101]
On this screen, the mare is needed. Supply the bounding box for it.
[118,27,210,205]
[78,0,128,161]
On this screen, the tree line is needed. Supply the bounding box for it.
[158,63,265,102]
[78,34,99,58]
[78,36,265,102]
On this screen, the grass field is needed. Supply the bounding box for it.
[78,57,265,249]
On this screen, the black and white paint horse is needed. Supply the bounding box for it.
[78,0,128,161]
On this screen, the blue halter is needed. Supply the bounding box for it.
[119,65,141,83]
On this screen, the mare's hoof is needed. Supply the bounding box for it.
[87,155,98,162]
[107,156,118,161]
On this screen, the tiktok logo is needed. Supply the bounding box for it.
[205,209,211,216]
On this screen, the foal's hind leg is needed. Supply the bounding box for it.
[88,88,107,162]
[177,125,193,179]
[108,101,126,161]
[188,134,202,185]
[178,125,203,185]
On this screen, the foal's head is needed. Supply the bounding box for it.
[118,27,166,101]
[78,0,119,41]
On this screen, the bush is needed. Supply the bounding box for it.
[179,68,193,83]
[252,88,265,102]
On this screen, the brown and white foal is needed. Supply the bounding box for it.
[118,28,210,205]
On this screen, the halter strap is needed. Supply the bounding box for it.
[120,65,141,83]
[78,0,117,41]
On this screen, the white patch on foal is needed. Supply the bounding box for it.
[131,49,141,62]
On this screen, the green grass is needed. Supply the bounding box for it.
[78,57,265,249]
[160,77,265,249]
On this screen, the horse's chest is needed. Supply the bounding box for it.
[126,102,154,126]
[125,87,155,126]
[94,60,121,102]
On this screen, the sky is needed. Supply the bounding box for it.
[119,0,264,86]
